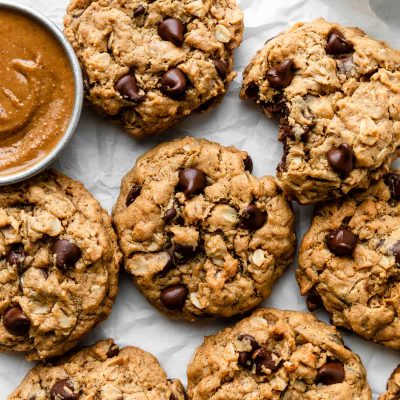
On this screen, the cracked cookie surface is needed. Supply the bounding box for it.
[187,307,371,400]
[240,18,400,204]
[112,137,296,320]
[0,171,120,360]
[379,365,400,400]
[298,171,400,349]
[9,338,186,400]
[64,0,243,138]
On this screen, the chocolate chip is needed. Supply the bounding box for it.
[326,29,353,55]
[3,305,30,336]
[316,361,345,385]
[161,68,188,98]
[115,75,144,103]
[266,59,294,89]
[239,205,266,231]
[164,208,177,223]
[238,351,253,369]
[327,143,354,175]
[178,168,207,196]
[162,254,176,273]
[253,348,279,374]
[326,228,357,257]
[133,5,145,17]
[170,395,178,400]
[238,334,259,352]
[306,291,323,312]
[50,379,78,400]
[126,185,142,206]
[7,244,25,268]
[213,59,228,80]
[160,284,188,310]
[158,18,185,46]
[244,155,253,173]
[173,243,198,264]
[385,173,400,200]
[52,240,81,270]
[106,344,120,358]
[245,82,259,99]
[391,242,400,264]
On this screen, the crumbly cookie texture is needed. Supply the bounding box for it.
[9,339,186,400]
[64,0,243,138]
[112,137,296,320]
[379,365,400,400]
[0,171,121,360]
[240,18,400,204]
[187,307,371,400]
[298,170,400,349]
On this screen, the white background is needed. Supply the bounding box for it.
[2,0,400,398]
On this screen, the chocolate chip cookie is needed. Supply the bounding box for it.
[379,365,400,400]
[9,338,186,400]
[0,171,121,360]
[64,0,243,138]
[298,170,400,349]
[113,137,296,320]
[187,307,371,400]
[240,18,400,204]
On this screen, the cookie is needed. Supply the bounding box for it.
[187,307,371,400]
[113,137,296,320]
[298,171,400,348]
[0,171,121,360]
[240,18,400,204]
[64,0,243,138]
[9,338,186,400]
[379,365,400,400]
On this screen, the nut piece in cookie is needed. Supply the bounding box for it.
[0,171,121,360]
[187,308,371,399]
[298,170,400,349]
[112,137,296,320]
[9,339,186,400]
[64,0,244,138]
[241,18,400,204]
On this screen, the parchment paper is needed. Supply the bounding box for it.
[2,0,400,398]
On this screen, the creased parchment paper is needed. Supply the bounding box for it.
[1,0,400,398]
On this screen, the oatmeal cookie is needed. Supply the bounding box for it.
[298,170,400,348]
[187,307,371,400]
[9,339,186,400]
[64,0,243,138]
[0,171,120,360]
[379,365,400,400]
[112,137,296,320]
[241,18,400,204]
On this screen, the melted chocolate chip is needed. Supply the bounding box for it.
[7,244,25,269]
[316,361,345,385]
[115,75,144,103]
[126,185,142,206]
[306,291,323,312]
[245,82,259,99]
[106,344,120,358]
[239,205,266,231]
[160,284,188,310]
[178,168,207,196]
[385,173,400,200]
[161,68,188,98]
[244,155,253,173]
[158,18,185,46]
[52,240,81,270]
[326,29,353,55]
[50,379,78,400]
[326,228,357,257]
[173,243,198,264]
[238,351,253,369]
[3,305,30,336]
[213,59,229,80]
[133,5,145,17]
[253,348,279,374]
[391,241,400,264]
[266,59,294,89]
[327,143,354,175]
[164,208,177,223]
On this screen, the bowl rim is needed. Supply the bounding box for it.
[0,1,84,186]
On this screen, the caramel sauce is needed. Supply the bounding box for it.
[0,9,75,176]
